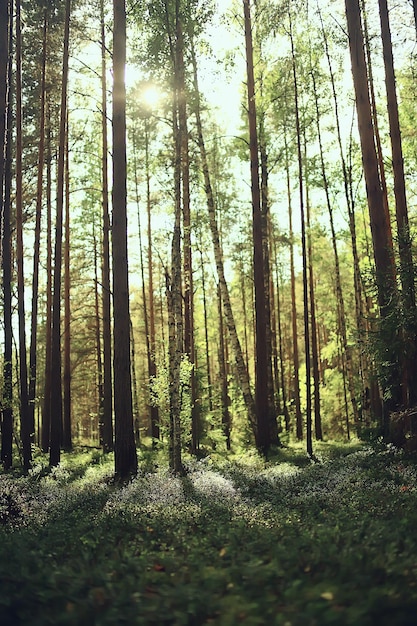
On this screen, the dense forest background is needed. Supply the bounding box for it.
[1,0,417,478]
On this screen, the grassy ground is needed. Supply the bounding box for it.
[1,441,417,625]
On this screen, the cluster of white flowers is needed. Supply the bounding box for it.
[189,468,240,502]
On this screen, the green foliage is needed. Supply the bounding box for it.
[2,444,417,624]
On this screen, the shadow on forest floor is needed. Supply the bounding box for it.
[1,442,417,625]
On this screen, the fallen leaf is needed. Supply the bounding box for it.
[321,591,334,601]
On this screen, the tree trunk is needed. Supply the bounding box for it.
[289,12,312,456]
[28,8,47,446]
[130,318,140,446]
[62,124,71,451]
[1,0,13,470]
[303,130,322,442]
[218,284,231,450]
[93,219,104,447]
[243,0,271,454]
[361,0,393,248]
[133,137,150,442]
[49,0,71,467]
[112,0,137,479]
[284,121,302,440]
[15,0,31,471]
[42,119,53,452]
[176,13,197,454]
[259,105,279,443]
[379,0,417,406]
[100,0,113,452]
[345,0,400,419]
[198,238,213,413]
[144,119,160,442]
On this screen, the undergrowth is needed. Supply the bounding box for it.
[1,442,417,625]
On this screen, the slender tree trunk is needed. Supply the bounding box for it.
[133,136,151,441]
[259,107,279,443]
[190,39,257,438]
[100,0,113,452]
[49,0,71,467]
[93,219,104,447]
[1,0,13,470]
[176,13,197,454]
[130,318,140,445]
[243,0,271,453]
[62,125,71,451]
[275,259,290,432]
[361,0,393,247]
[413,0,417,38]
[290,12,312,456]
[0,0,8,205]
[166,92,183,473]
[112,0,137,479]
[15,0,31,471]
[28,9,47,446]
[345,0,400,421]
[198,239,213,413]
[303,132,322,442]
[42,120,53,452]
[284,122,302,440]
[144,118,160,442]
[218,284,231,450]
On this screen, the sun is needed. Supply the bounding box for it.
[141,85,161,109]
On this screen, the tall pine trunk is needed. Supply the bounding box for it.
[49,0,71,467]
[379,0,417,406]
[1,0,13,470]
[100,0,113,452]
[345,0,400,422]
[284,118,302,440]
[15,0,31,471]
[62,125,71,450]
[144,119,160,442]
[28,8,47,446]
[243,0,272,454]
[112,0,137,479]
[42,120,53,452]
[218,285,231,450]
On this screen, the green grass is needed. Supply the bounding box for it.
[1,442,417,625]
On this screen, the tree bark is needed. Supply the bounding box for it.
[218,284,231,450]
[345,0,400,418]
[62,123,71,451]
[42,120,53,452]
[379,0,417,406]
[15,0,31,471]
[1,0,13,470]
[284,121,302,440]
[49,0,71,467]
[112,0,138,479]
[243,0,271,454]
[289,12,312,456]
[100,0,113,452]
[28,8,47,447]
[144,119,160,442]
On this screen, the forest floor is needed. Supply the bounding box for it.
[1,441,417,625]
